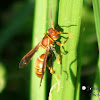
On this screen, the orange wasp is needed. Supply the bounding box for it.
[19,11,73,86]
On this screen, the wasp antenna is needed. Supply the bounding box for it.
[50,10,55,30]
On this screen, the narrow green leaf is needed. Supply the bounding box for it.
[30,0,47,100]
[30,0,59,100]
[46,1,59,100]
[51,0,83,100]
[91,0,100,100]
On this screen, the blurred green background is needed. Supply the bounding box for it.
[0,0,98,100]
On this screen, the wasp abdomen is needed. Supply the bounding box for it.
[34,54,45,78]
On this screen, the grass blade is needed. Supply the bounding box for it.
[30,0,47,100]
[91,0,100,100]
[51,0,83,100]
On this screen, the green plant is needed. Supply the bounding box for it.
[91,0,100,100]
[51,0,83,100]
[30,0,47,100]
[30,0,83,100]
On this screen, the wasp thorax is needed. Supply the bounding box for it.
[42,36,53,47]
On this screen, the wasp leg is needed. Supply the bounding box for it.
[49,80,60,99]
[56,35,74,46]
[57,32,70,35]
[47,65,60,99]
[52,47,61,64]
[54,51,60,64]
[47,65,60,93]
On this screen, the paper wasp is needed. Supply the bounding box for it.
[19,11,73,86]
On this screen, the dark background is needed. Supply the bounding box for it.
[0,0,34,100]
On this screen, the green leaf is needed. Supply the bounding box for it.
[30,0,47,100]
[51,0,83,100]
[30,0,59,100]
[91,0,100,100]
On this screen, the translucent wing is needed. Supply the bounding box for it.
[19,42,41,68]
[40,47,50,86]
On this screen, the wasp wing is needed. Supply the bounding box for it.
[40,47,50,86]
[19,42,41,68]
